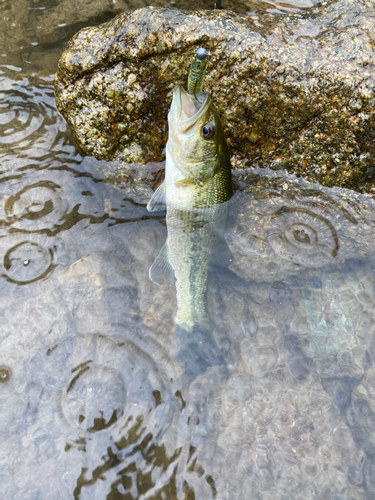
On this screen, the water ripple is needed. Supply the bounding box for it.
[266,206,339,266]
[0,366,12,384]
[3,180,66,231]
[26,331,178,436]
[0,70,66,161]
[229,174,374,271]
[0,235,55,284]
[3,241,53,284]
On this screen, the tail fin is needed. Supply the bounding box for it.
[175,325,228,381]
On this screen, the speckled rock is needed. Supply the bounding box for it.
[55,0,375,193]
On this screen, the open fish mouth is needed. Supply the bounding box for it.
[171,84,211,130]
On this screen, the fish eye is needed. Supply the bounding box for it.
[201,122,215,139]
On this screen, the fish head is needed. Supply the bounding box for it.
[168,84,229,185]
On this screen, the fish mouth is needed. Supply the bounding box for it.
[171,84,210,130]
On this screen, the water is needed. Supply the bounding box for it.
[2,0,375,499]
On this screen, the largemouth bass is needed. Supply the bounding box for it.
[147,83,232,336]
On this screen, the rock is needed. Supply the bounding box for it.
[55,0,375,193]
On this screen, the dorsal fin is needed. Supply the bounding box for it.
[147,182,166,212]
[149,242,175,286]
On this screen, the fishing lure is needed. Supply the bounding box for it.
[188,47,209,103]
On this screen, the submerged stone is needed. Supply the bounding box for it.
[55,0,375,193]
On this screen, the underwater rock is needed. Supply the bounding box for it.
[55,0,375,193]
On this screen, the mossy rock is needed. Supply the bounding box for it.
[55,0,375,193]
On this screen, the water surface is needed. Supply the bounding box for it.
[2,0,375,499]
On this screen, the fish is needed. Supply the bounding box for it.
[147,83,233,337]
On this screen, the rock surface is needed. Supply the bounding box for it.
[55,0,375,193]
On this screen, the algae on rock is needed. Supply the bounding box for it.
[55,0,375,193]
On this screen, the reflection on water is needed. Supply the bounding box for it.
[2,2,375,499]
[0,0,319,71]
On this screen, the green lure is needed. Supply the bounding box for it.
[188,47,209,100]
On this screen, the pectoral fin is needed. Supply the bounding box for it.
[149,242,175,286]
[175,325,228,381]
[147,182,166,212]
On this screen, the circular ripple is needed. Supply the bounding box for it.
[0,101,43,147]
[0,366,12,384]
[0,72,65,155]
[266,208,339,266]
[231,223,269,258]
[3,241,53,284]
[27,333,180,440]
[23,332,203,498]
[61,364,126,432]
[4,181,65,231]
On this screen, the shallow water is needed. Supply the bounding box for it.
[2,0,375,499]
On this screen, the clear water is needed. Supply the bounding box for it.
[2,0,375,499]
